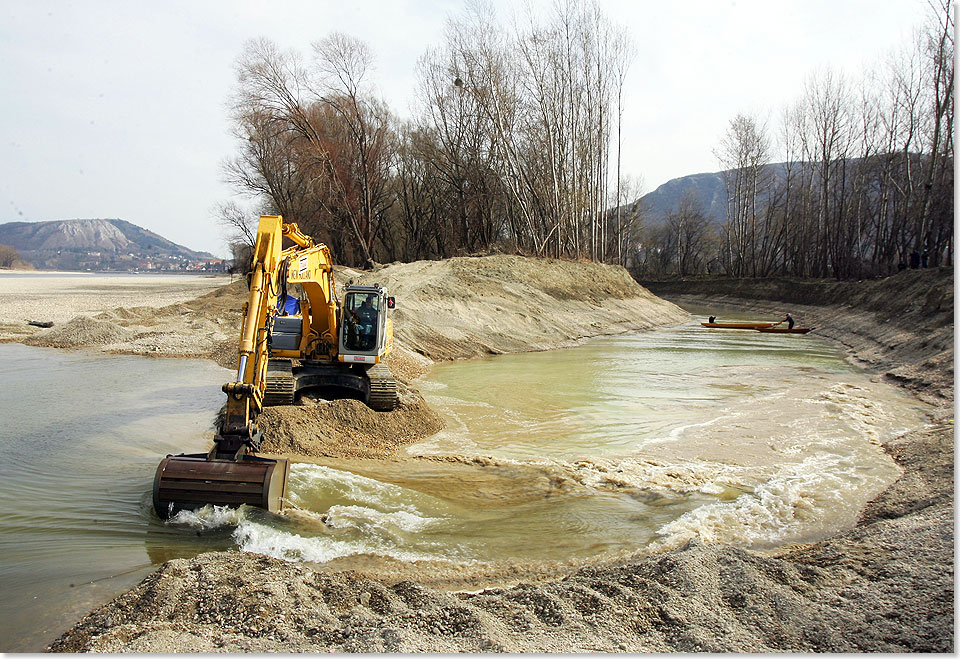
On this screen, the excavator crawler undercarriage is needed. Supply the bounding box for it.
[367,363,399,411]
[262,359,295,406]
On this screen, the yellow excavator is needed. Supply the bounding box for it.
[152,214,398,518]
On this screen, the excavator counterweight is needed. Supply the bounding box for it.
[153,215,397,518]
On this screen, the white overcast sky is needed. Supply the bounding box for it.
[1,0,931,257]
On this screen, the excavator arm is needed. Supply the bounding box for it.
[153,215,314,518]
[219,215,288,452]
[153,214,397,519]
[221,216,340,445]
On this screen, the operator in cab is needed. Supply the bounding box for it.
[356,295,377,323]
[350,295,379,350]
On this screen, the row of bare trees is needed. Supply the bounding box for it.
[219,34,394,268]
[633,0,953,281]
[219,0,635,268]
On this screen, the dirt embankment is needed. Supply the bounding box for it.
[350,255,686,361]
[644,267,953,408]
[45,261,954,652]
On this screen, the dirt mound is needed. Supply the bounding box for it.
[182,278,248,316]
[254,342,444,460]
[354,255,688,360]
[49,500,952,654]
[258,387,444,460]
[11,279,244,361]
[25,315,131,348]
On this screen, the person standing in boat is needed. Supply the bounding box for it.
[782,313,795,329]
[708,315,716,323]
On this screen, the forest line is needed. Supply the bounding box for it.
[219,0,953,282]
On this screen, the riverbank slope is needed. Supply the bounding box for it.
[43,262,955,652]
[643,267,953,407]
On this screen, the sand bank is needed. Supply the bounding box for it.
[18,261,954,652]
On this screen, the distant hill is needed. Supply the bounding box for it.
[0,218,221,271]
[636,171,728,224]
[629,162,795,226]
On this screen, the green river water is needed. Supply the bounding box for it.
[0,314,931,650]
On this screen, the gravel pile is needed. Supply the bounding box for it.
[27,315,132,348]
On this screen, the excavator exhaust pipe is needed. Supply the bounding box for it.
[153,454,290,519]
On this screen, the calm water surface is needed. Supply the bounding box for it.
[0,344,233,651]
[0,313,931,651]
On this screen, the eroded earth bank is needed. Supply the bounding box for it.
[24,258,952,653]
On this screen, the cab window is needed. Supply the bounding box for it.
[343,292,379,352]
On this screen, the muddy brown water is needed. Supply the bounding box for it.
[0,312,931,651]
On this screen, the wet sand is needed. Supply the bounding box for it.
[3,261,952,652]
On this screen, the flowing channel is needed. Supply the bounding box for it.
[173,316,928,572]
[0,317,931,650]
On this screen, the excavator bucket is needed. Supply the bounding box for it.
[153,454,290,519]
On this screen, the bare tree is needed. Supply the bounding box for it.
[310,33,396,266]
[215,200,259,249]
[799,68,857,277]
[715,113,771,277]
[223,37,397,267]
[666,193,714,277]
[413,41,505,256]
[0,244,30,269]
[609,174,644,267]
[915,0,954,263]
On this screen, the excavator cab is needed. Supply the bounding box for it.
[342,292,379,352]
[338,285,394,363]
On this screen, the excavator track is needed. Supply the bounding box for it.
[263,358,295,406]
[367,363,398,411]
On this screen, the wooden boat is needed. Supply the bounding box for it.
[755,327,814,334]
[701,321,776,329]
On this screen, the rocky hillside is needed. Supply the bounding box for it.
[629,162,833,226]
[0,218,216,270]
[632,170,728,223]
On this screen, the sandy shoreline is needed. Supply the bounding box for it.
[0,272,231,346]
[2,260,952,652]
